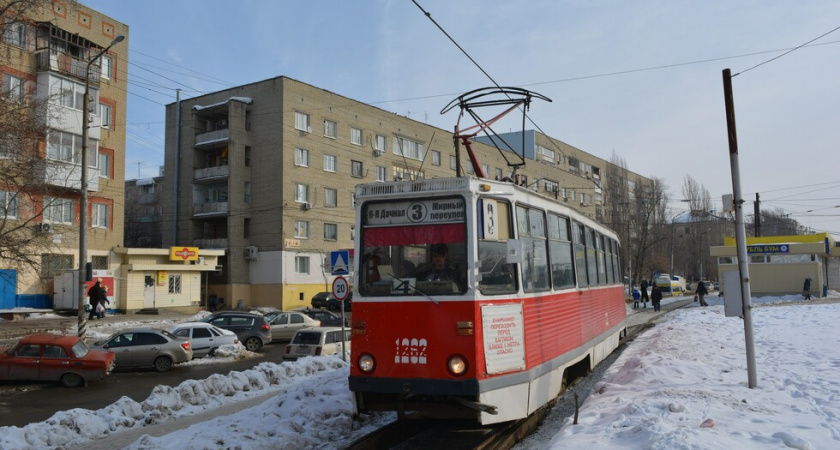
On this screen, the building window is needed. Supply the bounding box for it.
[351,160,363,178]
[91,255,108,270]
[99,103,112,129]
[4,20,24,47]
[431,150,441,166]
[40,254,72,279]
[294,220,310,239]
[375,166,386,182]
[44,197,74,224]
[481,164,490,176]
[2,74,24,103]
[168,274,182,294]
[0,190,18,218]
[324,223,338,241]
[49,77,89,111]
[536,144,555,163]
[375,135,387,153]
[294,147,309,167]
[544,179,559,193]
[244,182,251,203]
[295,184,309,203]
[47,131,82,164]
[350,128,362,146]
[323,154,337,172]
[295,255,310,274]
[100,55,112,80]
[294,112,310,132]
[450,155,457,171]
[324,120,337,138]
[393,136,425,160]
[244,218,250,238]
[324,188,337,207]
[495,168,503,180]
[245,146,251,166]
[92,203,108,228]
[98,152,111,178]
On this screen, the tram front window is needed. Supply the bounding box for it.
[360,241,466,296]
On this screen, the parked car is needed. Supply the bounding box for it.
[0,334,116,387]
[283,327,352,361]
[263,310,321,341]
[310,292,333,309]
[326,292,352,311]
[168,322,239,358]
[200,311,272,352]
[296,308,348,327]
[92,328,191,372]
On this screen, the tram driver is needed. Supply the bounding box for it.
[415,243,458,285]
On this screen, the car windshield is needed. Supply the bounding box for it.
[72,340,90,358]
[292,332,322,345]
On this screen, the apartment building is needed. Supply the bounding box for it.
[161,76,651,310]
[0,1,127,308]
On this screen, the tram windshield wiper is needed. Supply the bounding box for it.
[392,277,439,305]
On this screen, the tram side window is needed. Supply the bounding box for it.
[477,198,517,295]
[548,214,575,289]
[586,228,598,285]
[573,221,588,287]
[597,233,607,285]
[608,238,618,284]
[516,205,550,293]
[614,240,622,283]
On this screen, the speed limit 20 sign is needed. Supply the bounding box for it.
[332,276,349,301]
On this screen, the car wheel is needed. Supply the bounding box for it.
[244,337,262,352]
[154,355,173,372]
[208,347,218,357]
[60,372,84,388]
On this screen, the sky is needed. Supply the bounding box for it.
[81,0,840,237]
[1,293,838,449]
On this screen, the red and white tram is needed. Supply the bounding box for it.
[348,176,627,424]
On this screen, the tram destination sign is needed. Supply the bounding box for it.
[366,198,465,226]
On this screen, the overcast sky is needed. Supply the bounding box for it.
[82,0,840,238]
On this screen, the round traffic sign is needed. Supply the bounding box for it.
[332,276,349,301]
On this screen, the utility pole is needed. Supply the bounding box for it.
[754,193,761,237]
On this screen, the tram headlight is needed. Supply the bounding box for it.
[447,354,468,376]
[358,353,376,373]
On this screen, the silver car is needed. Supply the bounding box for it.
[283,327,351,361]
[263,311,321,341]
[168,322,239,358]
[93,328,192,372]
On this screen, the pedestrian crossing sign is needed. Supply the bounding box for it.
[330,250,349,275]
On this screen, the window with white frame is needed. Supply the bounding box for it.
[99,152,111,178]
[100,55,112,80]
[323,154,336,172]
[294,220,310,239]
[168,274,182,294]
[544,179,559,193]
[2,74,24,103]
[294,147,309,167]
[99,103,112,129]
[495,168,503,180]
[324,223,338,241]
[481,164,490,176]
[4,20,24,47]
[92,203,108,228]
[49,77,89,111]
[351,160,363,178]
[295,183,309,203]
[47,131,82,163]
[324,188,337,207]
[350,128,362,146]
[431,150,441,166]
[375,135,387,153]
[294,112,310,132]
[375,165,386,182]
[324,119,337,138]
[536,144,555,163]
[44,197,74,224]
[0,190,18,218]
[393,136,425,160]
[295,255,310,274]
[450,155,457,170]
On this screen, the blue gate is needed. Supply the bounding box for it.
[0,270,17,309]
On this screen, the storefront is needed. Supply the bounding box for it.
[710,233,840,298]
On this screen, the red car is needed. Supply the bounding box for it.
[0,334,116,387]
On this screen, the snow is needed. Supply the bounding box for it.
[1,294,839,449]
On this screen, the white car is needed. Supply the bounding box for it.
[283,327,351,361]
[168,322,239,358]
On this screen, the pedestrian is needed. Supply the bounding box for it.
[87,281,103,320]
[651,284,663,312]
[695,279,709,306]
[640,279,650,308]
[97,286,110,319]
[632,286,641,309]
[803,277,812,300]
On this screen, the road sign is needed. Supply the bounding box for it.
[332,276,349,301]
[330,250,349,275]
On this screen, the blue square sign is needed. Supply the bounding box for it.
[330,250,349,275]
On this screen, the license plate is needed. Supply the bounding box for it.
[295,346,312,354]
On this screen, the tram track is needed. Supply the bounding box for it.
[345,300,689,450]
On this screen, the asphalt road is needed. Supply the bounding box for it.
[0,339,290,428]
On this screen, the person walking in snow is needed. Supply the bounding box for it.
[695,279,709,306]
[632,286,641,309]
[640,279,650,308]
[803,277,812,300]
[87,281,103,320]
[651,284,663,312]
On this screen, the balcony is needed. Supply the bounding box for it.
[36,160,99,192]
[195,238,228,249]
[137,193,159,204]
[193,202,229,217]
[194,165,229,182]
[36,51,101,84]
[195,129,229,147]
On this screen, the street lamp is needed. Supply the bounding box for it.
[78,35,125,339]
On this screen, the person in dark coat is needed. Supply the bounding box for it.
[87,281,103,320]
[651,284,663,312]
[640,279,650,308]
[803,277,812,300]
[695,280,709,306]
[97,286,110,319]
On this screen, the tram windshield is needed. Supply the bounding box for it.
[359,197,467,296]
